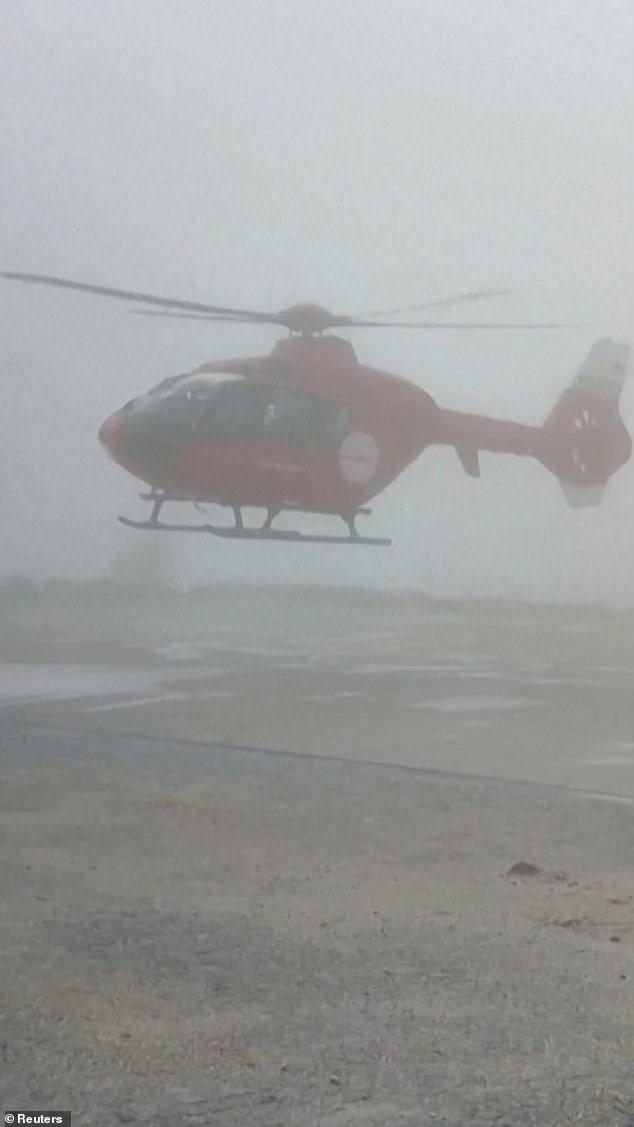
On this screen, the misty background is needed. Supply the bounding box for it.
[2,0,634,602]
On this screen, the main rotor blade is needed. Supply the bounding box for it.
[131,309,577,331]
[130,310,260,323]
[352,288,511,319]
[4,273,574,332]
[1,270,275,321]
[132,310,577,331]
[337,318,579,330]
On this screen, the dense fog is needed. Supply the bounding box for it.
[2,0,634,601]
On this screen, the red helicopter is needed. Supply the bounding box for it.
[3,271,632,546]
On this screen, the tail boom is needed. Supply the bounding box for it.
[432,339,631,506]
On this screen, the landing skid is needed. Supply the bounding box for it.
[118,493,391,547]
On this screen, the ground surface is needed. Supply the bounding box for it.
[1,584,634,1125]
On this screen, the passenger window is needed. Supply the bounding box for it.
[214,385,269,438]
[207,384,349,445]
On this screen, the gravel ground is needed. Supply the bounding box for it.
[1,723,634,1126]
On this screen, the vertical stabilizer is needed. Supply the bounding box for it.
[542,338,631,507]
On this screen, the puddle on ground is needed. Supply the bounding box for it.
[297,691,364,701]
[83,691,190,713]
[0,663,166,704]
[409,695,540,714]
[344,663,488,676]
[0,662,225,707]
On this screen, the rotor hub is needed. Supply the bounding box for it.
[276,303,337,335]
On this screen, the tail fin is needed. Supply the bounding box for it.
[542,338,631,507]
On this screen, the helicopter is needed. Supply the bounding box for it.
[3,270,632,547]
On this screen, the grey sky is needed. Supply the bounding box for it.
[2,0,634,599]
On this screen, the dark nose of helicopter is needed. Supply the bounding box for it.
[98,412,123,455]
[98,398,186,465]
[98,407,159,461]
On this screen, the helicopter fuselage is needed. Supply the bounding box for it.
[98,332,632,526]
[99,335,439,512]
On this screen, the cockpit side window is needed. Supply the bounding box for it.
[145,379,350,445]
[205,384,350,445]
